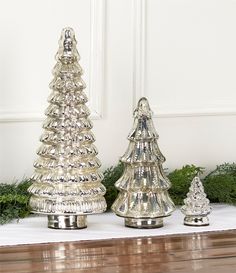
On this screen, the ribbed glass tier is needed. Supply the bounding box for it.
[34,157,101,170]
[42,117,93,132]
[30,196,106,215]
[112,190,175,218]
[40,131,95,145]
[31,170,104,184]
[121,140,165,163]
[128,114,159,140]
[36,143,98,158]
[115,164,171,191]
[45,104,90,119]
[48,90,88,105]
[28,181,106,197]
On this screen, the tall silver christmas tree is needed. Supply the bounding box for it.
[112,97,175,228]
[28,28,107,229]
[181,176,211,226]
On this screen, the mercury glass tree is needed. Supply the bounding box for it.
[112,97,175,228]
[28,28,106,229]
[181,176,211,226]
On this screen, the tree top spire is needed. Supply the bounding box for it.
[134,97,153,119]
[57,27,79,63]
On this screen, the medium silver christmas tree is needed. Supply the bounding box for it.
[28,27,107,229]
[181,176,211,226]
[112,97,175,228]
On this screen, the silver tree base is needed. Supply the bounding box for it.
[125,217,163,229]
[48,215,87,229]
[184,215,209,226]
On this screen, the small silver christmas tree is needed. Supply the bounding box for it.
[181,176,211,226]
[28,28,107,229]
[112,97,175,228]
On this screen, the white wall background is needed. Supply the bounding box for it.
[1,0,236,181]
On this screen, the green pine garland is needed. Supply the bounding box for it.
[204,163,236,204]
[1,163,236,225]
[0,179,32,225]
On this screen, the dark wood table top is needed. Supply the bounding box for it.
[1,230,236,273]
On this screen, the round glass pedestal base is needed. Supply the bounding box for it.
[48,215,87,229]
[125,217,163,229]
[184,215,209,226]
